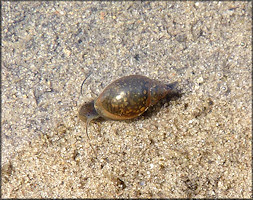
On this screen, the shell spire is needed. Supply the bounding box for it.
[149,79,171,106]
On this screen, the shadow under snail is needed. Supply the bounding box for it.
[79,74,177,157]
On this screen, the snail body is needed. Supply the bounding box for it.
[79,75,172,122]
[78,74,173,158]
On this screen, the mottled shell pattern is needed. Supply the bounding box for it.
[94,75,170,120]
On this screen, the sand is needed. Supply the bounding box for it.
[2,1,252,198]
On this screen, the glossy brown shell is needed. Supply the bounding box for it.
[94,75,170,120]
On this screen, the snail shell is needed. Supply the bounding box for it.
[79,75,172,122]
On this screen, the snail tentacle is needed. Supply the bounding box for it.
[85,118,98,159]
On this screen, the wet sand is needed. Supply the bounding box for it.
[2,1,252,198]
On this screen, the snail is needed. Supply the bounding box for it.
[79,74,176,157]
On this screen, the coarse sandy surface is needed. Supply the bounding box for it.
[1,1,252,198]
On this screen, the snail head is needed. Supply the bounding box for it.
[78,100,100,158]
